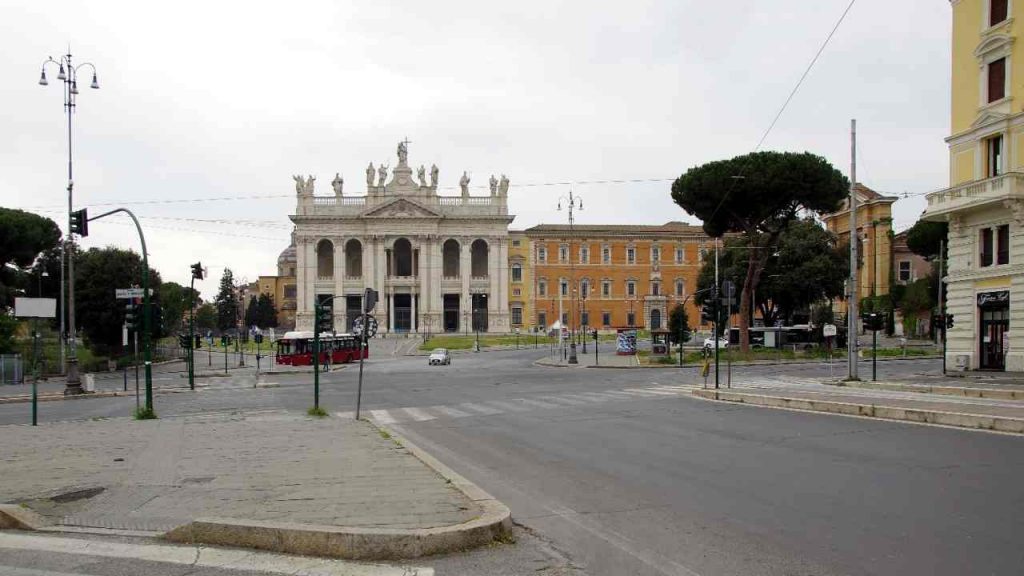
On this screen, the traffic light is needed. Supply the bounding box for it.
[151,304,164,337]
[946,313,955,329]
[862,313,884,332]
[364,288,378,313]
[178,334,192,349]
[315,304,333,333]
[701,304,714,324]
[254,333,264,344]
[221,335,228,347]
[191,262,204,280]
[194,334,201,349]
[125,303,139,331]
[69,208,88,237]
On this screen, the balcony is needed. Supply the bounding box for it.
[924,172,1024,220]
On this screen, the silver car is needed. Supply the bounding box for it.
[428,348,451,366]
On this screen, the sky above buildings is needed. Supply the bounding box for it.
[2,0,949,299]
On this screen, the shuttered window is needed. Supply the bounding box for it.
[991,0,1008,27]
[988,58,1006,103]
[997,224,1010,265]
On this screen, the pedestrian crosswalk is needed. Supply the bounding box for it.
[340,384,696,425]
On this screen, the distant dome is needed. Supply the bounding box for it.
[277,242,296,276]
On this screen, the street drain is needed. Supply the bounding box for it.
[49,487,105,503]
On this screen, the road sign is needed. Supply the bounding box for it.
[115,288,145,299]
[352,315,379,338]
[15,297,56,318]
[722,280,736,299]
[823,323,837,338]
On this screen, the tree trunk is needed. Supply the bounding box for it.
[740,249,759,353]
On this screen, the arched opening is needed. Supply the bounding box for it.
[345,239,362,278]
[394,238,413,277]
[316,239,334,278]
[471,239,488,277]
[443,239,460,278]
[650,308,662,330]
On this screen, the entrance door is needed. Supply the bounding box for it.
[472,294,488,332]
[980,307,1009,370]
[443,294,460,332]
[345,295,362,332]
[394,294,412,332]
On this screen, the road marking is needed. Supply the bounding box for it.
[0,566,85,576]
[517,397,562,409]
[402,407,436,422]
[459,402,504,415]
[619,389,665,397]
[563,393,609,403]
[334,411,355,419]
[369,409,396,424]
[541,395,588,406]
[628,388,679,396]
[0,532,430,576]
[428,405,471,418]
[484,400,531,412]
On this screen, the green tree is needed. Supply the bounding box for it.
[158,281,199,335]
[905,220,948,260]
[667,304,690,344]
[0,208,62,308]
[256,293,278,328]
[214,268,238,333]
[195,303,217,333]
[672,151,848,351]
[75,247,162,355]
[243,294,258,329]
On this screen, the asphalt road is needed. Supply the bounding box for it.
[2,346,1021,575]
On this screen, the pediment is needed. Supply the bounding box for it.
[972,109,1009,129]
[361,198,441,219]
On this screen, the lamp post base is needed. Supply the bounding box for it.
[64,358,83,395]
[568,343,578,364]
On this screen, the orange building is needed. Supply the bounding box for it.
[524,221,710,333]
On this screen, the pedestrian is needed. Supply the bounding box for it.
[322,349,330,372]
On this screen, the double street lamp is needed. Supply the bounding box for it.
[557,190,583,364]
[38,49,100,394]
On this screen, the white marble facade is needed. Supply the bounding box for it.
[290,143,515,334]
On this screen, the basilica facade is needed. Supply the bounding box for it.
[290,143,514,334]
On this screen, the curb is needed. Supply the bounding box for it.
[827,380,1024,401]
[692,388,1024,434]
[0,386,195,405]
[0,505,49,530]
[162,418,512,561]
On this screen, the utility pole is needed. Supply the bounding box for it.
[938,238,946,375]
[714,239,720,389]
[847,118,859,380]
[558,190,583,364]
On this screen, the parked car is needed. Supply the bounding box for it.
[428,348,451,366]
[703,337,729,350]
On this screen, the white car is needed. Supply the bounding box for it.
[703,337,729,350]
[428,348,451,366]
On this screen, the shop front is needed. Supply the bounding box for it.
[978,290,1009,371]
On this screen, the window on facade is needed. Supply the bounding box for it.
[675,280,684,297]
[988,57,1006,104]
[538,312,547,328]
[991,0,1008,27]
[559,245,568,262]
[602,312,611,326]
[981,227,995,267]
[581,281,589,299]
[602,280,611,297]
[561,312,568,325]
[627,281,636,297]
[652,282,660,296]
[602,246,610,264]
[986,135,1004,178]
[627,247,636,264]
[898,261,912,282]
[676,248,684,264]
[580,246,589,264]
[997,224,1010,264]
[652,247,660,263]
[284,285,297,299]
[513,288,521,297]
[538,280,547,297]
[581,312,589,326]
[512,239,521,247]
[511,307,523,325]
[538,246,547,263]
[511,263,522,282]
[627,312,636,327]
[561,280,569,296]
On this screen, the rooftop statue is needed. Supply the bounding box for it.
[489,174,498,196]
[331,173,344,196]
[417,165,427,187]
[366,163,375,188]
[499,174,510,196]
[459,171,470,196]
[378,164,389,188]
[430,164,439,188]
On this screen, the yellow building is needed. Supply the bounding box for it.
[507,231,532,331]
[922,0,1023,371]
[821,183,896,310]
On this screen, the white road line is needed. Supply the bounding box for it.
[517,397,562,409]
[541,395,588,406]
[402,407,436,422]
[575,392,619,402]
[333,411,355,419]
[0,532,429,576]
[634,388,681,396]
[563,393,609,403]
[429,405,472,418]
[369,409,396,424]
[602,390,640,398]
[484,400,531,412]
[459,402,504,415]
[619,389,666,397]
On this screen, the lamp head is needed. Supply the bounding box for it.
[38,69,48,86]
[57,63,66,81]
[70,79,78,95]
[90,72,99,89]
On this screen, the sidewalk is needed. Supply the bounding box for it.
[0,409,509,559]
[535,348,638,368]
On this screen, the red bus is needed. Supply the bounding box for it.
[275,331,368,366]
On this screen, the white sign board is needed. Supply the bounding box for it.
[116,288,145,299]
[14,297,56,318]
[823,324,837,338]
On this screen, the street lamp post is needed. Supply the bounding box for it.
[38,49,100,394]
[557,190,583,364]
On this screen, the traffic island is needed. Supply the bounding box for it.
[0,409,511,560]
[693,388,1024,434]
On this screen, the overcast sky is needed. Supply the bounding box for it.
[2,0,950,299]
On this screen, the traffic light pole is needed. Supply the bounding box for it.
[188,273,196,391]
[313,303,321,412]
[88,208,154,415]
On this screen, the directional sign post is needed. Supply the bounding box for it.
[115,288,145,299]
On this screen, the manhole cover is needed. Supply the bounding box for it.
[50,487,105,503]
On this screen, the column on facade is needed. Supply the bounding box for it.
[296,237,307,326]
[498,237,509,332]
[376,237,387,332]
[412,293,417,333]
[389,292,396,332]
[304,238,316,328]
[432,237,443,328]
[461,237,471,331]
[487,237,499,333]
[333,236,345,326]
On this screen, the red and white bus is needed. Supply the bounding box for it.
[275,331,368,366]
